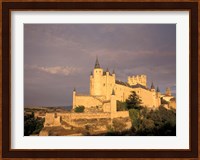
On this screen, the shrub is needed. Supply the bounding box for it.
[74,105,85,113]
[112,119,127,132]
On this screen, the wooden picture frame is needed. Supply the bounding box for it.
[1,1,198,159]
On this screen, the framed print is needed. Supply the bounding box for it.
[1,1,198,159]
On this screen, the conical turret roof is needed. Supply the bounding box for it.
[94,57,100,68]
[112,69,115,74]
[151,82,155,89]
[112,89,115,95]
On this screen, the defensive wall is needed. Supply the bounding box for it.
[73,94,105,108]
[45,111,129,127]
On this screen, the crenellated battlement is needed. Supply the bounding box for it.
[127,74,147,87]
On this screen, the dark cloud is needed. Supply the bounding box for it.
[24,24,176,106]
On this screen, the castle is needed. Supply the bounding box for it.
[40,58,175,135]
[72,57,161,112]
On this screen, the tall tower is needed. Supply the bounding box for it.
[90,57,103,96]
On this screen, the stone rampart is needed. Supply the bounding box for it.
[74,95,103,108]
[58,112,110,120]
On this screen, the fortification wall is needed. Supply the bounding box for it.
[115,84,132,102]
[74,95,103,108]
[134,88,160,107]
[58,112,111,120]
[102,101,111,112]
[114,84,160,107]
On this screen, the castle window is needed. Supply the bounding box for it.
[103,83,105,86]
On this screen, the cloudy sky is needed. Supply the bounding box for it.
[24,24,176,106]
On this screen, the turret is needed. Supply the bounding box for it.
[94,56,100,69]
[91,57,103,96]
[112,88,115,95]
[156,86,161,97]
[110,89,116,113]
[72,88,76,108]
[93,57,103,76]
[150,82,155,92]
[106,67,109,76]
[156,86,160,92]
[165,87,171,96]
[112,69,115,79]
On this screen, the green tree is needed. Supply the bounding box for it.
[129,108,140,131]
[126,91,142,110]
[24,113,44,136]
[74,105,85,113]
[117,100,127,111]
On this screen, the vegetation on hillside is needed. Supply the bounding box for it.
[24,112,44,136]
[112,91,176,136]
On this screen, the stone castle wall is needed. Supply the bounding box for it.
[45,111,130,127]
[73,95,103,108]
[58,112,111,120]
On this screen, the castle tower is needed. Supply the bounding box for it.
[165,87,171,96]
[110,89,116,113]
[72,88,76,108]
[90,57,103,96]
